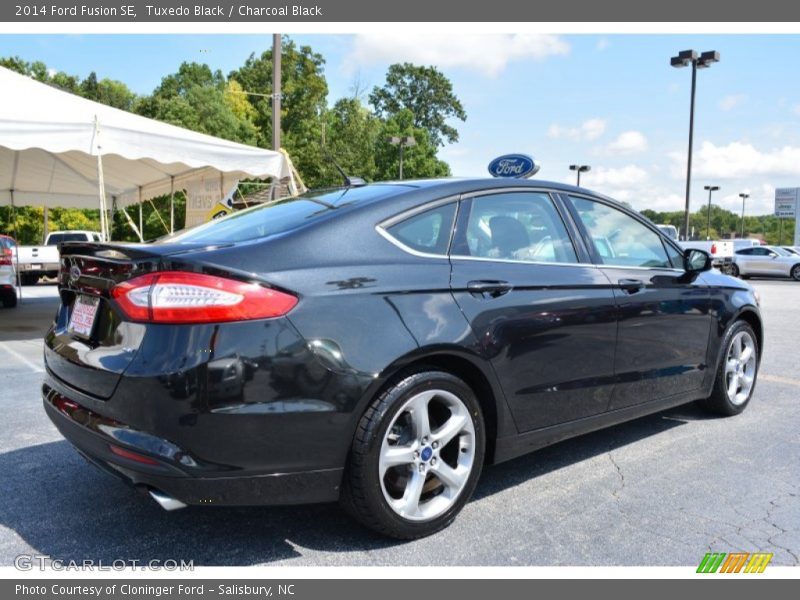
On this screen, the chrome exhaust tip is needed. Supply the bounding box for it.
[148,489,187,511]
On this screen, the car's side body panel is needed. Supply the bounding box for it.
[41,178,763,508]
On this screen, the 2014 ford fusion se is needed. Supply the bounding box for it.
[43,178,763,539]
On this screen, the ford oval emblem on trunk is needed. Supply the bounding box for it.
[488,154,539,179]
[69,265,81,283]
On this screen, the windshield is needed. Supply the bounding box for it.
[772,247,791,256]
[167,185,404,245]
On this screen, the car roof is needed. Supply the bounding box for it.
[375,176,598,196]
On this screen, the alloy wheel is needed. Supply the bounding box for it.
[378,389,476,522]
[724,331,757,406]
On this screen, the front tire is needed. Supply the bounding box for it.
[699,321,759,416]
[342,369,485,539]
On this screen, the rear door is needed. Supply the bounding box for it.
[448,189,619,432]
[565,195,712,409]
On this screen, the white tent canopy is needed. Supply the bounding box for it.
[0,66,296,237]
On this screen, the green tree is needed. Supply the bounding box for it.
[230,39,330,187]
[136,62,258,145]
[321,97,382,183]
[374,109,450,181]
[369,63,467,147]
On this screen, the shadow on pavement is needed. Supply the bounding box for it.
[0,286,59,342]
[0,402,712,565]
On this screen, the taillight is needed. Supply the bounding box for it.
[710,243,717,255]
[111,271,297,324]
[0,249,11,266]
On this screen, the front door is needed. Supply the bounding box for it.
[566,195,712,410]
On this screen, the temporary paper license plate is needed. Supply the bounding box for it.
[68,295,99,338]
[30,264,42,270]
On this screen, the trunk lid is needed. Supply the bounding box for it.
[44,241,211,399]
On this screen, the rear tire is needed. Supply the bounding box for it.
[699,320,759,416]
[729,263,740,278]
[791,264,800,281]
[1,292,17,308]
[341,369,485,539]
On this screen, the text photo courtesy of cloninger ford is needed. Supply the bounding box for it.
[0,31,799,570]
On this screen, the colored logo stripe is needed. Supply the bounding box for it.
[697,552,773,573]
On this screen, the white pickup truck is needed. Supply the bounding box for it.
[678,239,735,273]
[18,230,102,285]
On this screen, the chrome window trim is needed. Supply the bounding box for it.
[449,254,595,269]
[374,226,451,260]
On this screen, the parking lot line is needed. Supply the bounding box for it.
[759,373,800,387]
[0,341,44,373]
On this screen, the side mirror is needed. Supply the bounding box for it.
[684,248,712,273]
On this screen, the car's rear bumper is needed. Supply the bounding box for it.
[42,382,344,507]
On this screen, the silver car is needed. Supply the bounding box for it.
[732,245,800,281]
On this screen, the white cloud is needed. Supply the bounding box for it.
[547,118,607,141]
[719,94,746,111]
[584,165,649,188]
[683,141,800,179]
[579,166,690,212]
[606,130,649,155]
[715,185,775,215]
[346,34,570,77]
[596,38,610,51]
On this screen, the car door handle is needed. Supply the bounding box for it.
[467,280,512,298]
[618,278,644,294]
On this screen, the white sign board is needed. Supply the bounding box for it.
[775,188,800,247]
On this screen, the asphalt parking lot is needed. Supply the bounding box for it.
[0,280,798,567]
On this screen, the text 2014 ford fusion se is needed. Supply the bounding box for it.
[43,178,762,539]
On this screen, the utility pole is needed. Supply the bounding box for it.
[272,33,281,153]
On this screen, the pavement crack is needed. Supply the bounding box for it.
[607,451,625,500]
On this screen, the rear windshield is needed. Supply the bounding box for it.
[168,185,403,245]
[47,233,90,245]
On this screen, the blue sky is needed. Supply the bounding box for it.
[2,33,800,215]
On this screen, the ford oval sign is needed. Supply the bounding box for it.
[487,154,539,179]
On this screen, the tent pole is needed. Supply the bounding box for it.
[10,189,22,306]
[170,176,175,234]
[139,202,143,240]
[94,115,108,242]
[110,196,117,241]
[10,152,22,305]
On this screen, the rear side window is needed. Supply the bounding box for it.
[385,203,457,255]
[570,197,671,268]
[455,191,577,264]
[47,233,90,245]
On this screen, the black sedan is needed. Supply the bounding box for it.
[43,178,763,539]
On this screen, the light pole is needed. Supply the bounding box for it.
[671,49,720,241]
[387,136,416,180]
[739,192,749,238]
[569,164,591,187]
[703,184,719,240]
